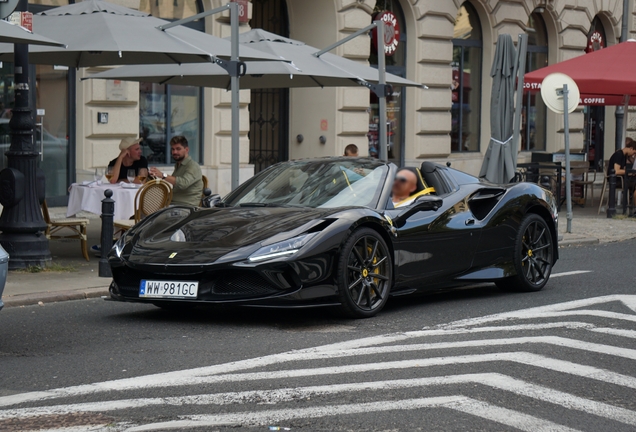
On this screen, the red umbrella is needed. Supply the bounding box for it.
[524,39,636,106]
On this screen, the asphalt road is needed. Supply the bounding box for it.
[0,240,635,431]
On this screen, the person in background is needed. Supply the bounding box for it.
[108,137,147,183]
[344,144,359,157]
[607,137,636,204]
[149,135,203,206]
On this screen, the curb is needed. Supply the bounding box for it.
[2,287,109,308]
[559,237,600,247]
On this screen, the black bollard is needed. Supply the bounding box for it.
[607,169,616,218]
[99,189,114,277]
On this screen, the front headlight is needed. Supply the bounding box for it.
[248,232,318,263]
[112,235,126,258]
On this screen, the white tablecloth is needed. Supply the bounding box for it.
[67,183,139,220]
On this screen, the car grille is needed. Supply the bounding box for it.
[213,273,279,296]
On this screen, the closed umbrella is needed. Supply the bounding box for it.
[87,29,422,89]
[0,0,279,66]
[479,34,517,184]
[0,20,64,47]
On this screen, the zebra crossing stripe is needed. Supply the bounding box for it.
[2,350,634,411]
[124,396,580,432]
[1,330,636,408]
[3,373,635,426]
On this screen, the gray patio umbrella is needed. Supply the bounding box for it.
[479,34,517,184]
[87,29,422,89]
[0,20,65,47]
[0,0,279,66]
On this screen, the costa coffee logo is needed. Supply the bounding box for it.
[372,11,400,56]
[586,30,604,53]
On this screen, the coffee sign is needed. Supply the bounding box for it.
[586,30,604,53]
[372,11,400,56]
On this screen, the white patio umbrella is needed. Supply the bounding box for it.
[0,20,64,47]
[86,29,422,89]
[0,0,279,66]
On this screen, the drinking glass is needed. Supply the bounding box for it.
[93,168,102,182]
[137,168,148,183]
[127,169,136,183]
[105,166,113,182]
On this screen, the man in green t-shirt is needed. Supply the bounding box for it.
[149,136,203,206]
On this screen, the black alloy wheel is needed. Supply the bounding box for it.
[337,228,392,318]
[497,213,554,292]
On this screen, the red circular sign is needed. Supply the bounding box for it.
[372,11,400,56]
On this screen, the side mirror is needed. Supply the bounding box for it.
[393,195,442,228]
[202,191,222,208]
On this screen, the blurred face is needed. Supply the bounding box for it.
[128,143,142,161]
[392,169,417,199]
[171,143,189,162]
[627,147,636,157]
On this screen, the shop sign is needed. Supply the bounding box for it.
[372,11,400,56]
[231,0,249,24]
[8,11,32,32]
[586,30,604,53]
[105,79,128,101]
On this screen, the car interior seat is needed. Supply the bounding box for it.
[420,162,450,195]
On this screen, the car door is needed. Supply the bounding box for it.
[387,186,483,290]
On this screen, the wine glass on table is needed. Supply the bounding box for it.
[127,169,136,184]
[93,168,102,183]
[137,168,148,184]
[105,166,114,182]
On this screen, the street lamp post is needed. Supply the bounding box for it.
[0,0,51,269]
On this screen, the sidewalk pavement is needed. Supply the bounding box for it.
[2,203,635,308]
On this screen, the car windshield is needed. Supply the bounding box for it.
[225,159,389,209]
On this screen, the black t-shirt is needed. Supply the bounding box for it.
[108,156,149,181]
[608,149,627,175]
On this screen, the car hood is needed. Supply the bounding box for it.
[127,206,346,265]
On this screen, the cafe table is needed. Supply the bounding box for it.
[67,182,140,220]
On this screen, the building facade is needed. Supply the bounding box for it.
[0,0,634,205]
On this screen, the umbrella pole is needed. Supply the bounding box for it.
[376,20,388,162]
[230,1,240,190]
[511,34,528,167]
[563,84,573,233]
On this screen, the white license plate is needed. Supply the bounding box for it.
[139,280,198,299]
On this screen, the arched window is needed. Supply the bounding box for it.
[138,0,205,164]
[522,11,548,151]
[452,2,482,153]
[368,0,407,165]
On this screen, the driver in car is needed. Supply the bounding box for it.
[392,169,419,208]
[391,168,435,208]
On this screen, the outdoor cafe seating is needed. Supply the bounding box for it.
[113,179,173,235]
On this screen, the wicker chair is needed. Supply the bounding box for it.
[200,175,209,206]
[41,200,90,261]
[114,179,173,234]
[570,161,596,206]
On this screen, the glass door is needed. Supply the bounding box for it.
[34,64,69,205]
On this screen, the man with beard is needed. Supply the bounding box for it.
[150,135,203,206]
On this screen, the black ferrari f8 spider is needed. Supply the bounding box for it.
[108,157,558,318]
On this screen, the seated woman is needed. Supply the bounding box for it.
[391,167,435,208]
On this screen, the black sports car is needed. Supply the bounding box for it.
[108,157,558,318]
